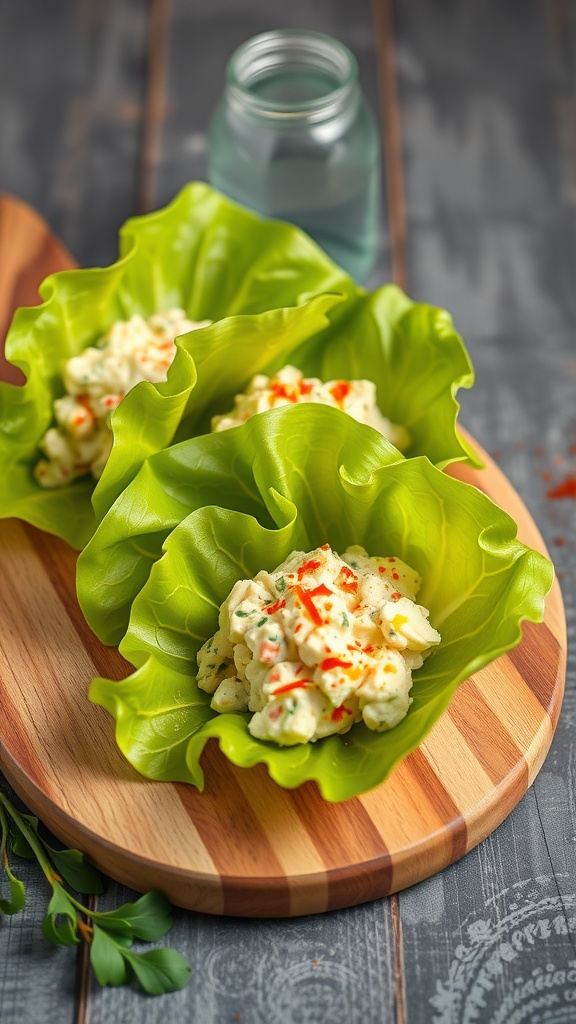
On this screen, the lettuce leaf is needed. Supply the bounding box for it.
[0,183,353,549]
[88,404,553,801]
[0,182,475,551]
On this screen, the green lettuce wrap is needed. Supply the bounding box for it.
[87,404,553,801]
[0,182,353,549]
[0,181,476,551]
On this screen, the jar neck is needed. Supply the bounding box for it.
[225,29,360,128]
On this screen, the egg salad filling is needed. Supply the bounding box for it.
[35,308,210,487]
[196,544,440,746]
[210,365,410,450]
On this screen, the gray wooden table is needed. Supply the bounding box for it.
[1,1,575,1021]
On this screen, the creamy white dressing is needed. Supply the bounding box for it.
[211,365,410,450]
[35,309,210,487]
[197,544,440,746]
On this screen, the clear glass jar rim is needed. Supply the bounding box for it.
[225,29,359,122]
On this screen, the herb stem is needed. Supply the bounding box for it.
[0,801,9,860]
[0,791,56,887]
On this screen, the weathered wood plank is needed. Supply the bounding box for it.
[88,883,397,1024]
[0,0,148,268]
[395,1,576,1020]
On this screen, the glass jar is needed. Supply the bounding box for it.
[208,29,380,282]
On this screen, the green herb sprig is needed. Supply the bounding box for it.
[0,789,191,995]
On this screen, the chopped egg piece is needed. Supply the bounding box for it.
[196,544,441,745]
[210,365,410,450]
[35,309,211,487]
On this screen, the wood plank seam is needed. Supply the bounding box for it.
[138,0,173,214]
[372,0,408,293]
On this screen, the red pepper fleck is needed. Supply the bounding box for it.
[298,379,314,395]
[272,679,310,695]
[320,657,353,671]
[265,598,286,615]
[553,536,566,547]
[392,572,400,581]
[336,567,358,593]
[270,380,299,403]
[329,380,352,406]
[547,475,576,499]
[340,579,358,594]
[297,559,322,579]
[331,705,352,722]
[292,585,323,626]
[391,591,402,600]
[268,705,283,721]
[339,565,356,579]
[77,394,96,424]
[378,566,386,573]
[363,645,374,654]
[387,557,396,563]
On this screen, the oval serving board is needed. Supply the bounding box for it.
[0,198,567,917]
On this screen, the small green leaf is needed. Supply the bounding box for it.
[0,862,26,916]
[122,947,192,995]
[43,846,104,896]
[90,890,173,941]
[90,925,130,987]
[90,924,191,995]
[42,882,79,946]
[20,813,40,831]
[8,829,35,860]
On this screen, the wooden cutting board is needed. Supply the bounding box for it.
[0,195,74,384]
[0,196,566,917]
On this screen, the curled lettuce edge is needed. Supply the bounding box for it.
[0,181,478,551]
[86,405,553,802]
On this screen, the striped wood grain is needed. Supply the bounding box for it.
[0,443,565,917]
